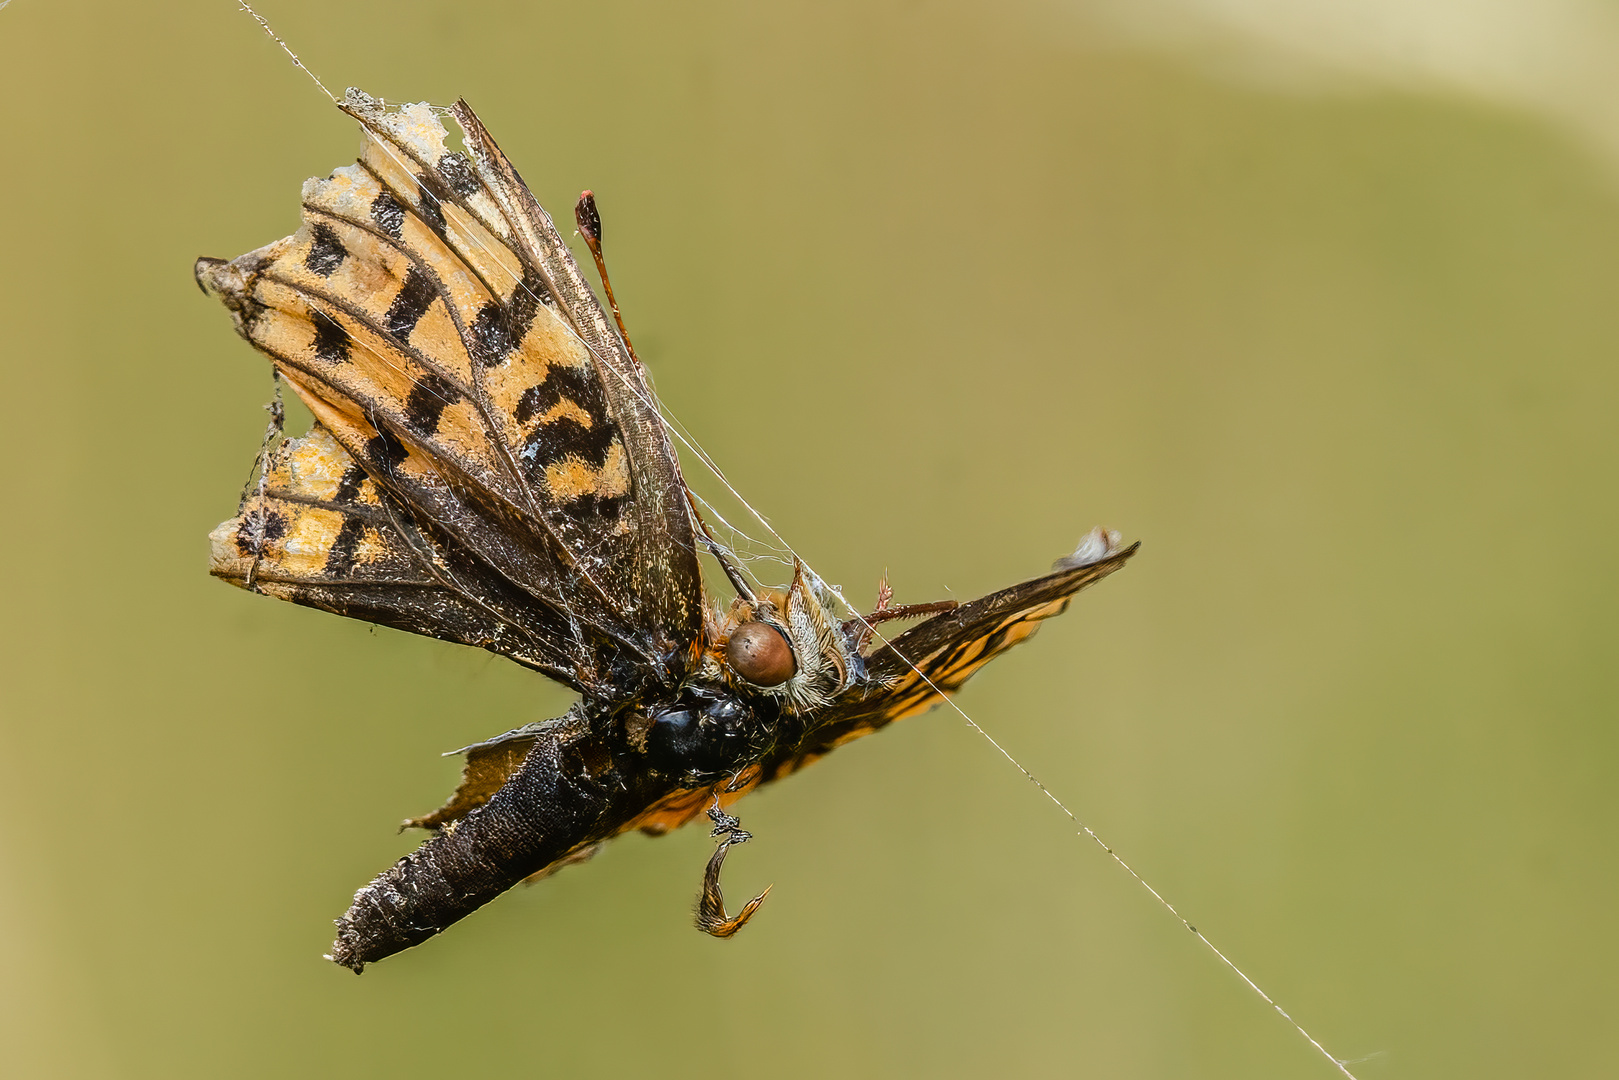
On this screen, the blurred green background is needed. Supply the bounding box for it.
[3,0,1616,1076]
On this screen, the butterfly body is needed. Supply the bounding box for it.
[197,89,1136,972]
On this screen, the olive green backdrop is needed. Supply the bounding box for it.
[2,1,1615,1077]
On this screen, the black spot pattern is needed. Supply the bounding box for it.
[311,310,351,364]
[333,465,368,504]
[364,423,409,478]
[235,507,288,555]
[468,301,513,367]
[468,269,553,367]
[416,180,447,236]
[305,223,347,277]
[323,517,368,577]
[524,415,619,472]
[383,267,437,339]
[436,152,481,196]
[404,373,460,434]
[561,491,630,519]
[516,364,622,484]
[515,365,602,425]
[370,190,406,239]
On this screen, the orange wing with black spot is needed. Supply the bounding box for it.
[198,91,702,695]
[209,424,592,684]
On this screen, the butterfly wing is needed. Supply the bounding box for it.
[361,92,704,658]
[209,424,596,688]
[198,90,703,692]
[760,538,1141,785]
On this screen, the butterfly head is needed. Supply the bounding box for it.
[715,561,855,713]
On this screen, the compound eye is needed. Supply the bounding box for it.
[726,622,796,687]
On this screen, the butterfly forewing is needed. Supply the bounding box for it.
[351,92,704,666]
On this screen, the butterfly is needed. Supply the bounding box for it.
[195,89,1137,973]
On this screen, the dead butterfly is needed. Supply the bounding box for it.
[196,89,1137,973]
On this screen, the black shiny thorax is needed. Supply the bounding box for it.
[638,682,786,785]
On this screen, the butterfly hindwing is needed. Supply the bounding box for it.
[209,424,599,688]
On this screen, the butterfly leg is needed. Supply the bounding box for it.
[843,583,961,651]
[707,797,752,844]
[694,799,771,938]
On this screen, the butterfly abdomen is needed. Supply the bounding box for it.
[329,734,613,972]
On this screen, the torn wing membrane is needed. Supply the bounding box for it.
[407,719,552,831]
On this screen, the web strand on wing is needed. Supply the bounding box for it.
[231,11,1362,1074]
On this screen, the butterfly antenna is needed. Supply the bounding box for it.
[574,191,641,365]
[686,491,760,603]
